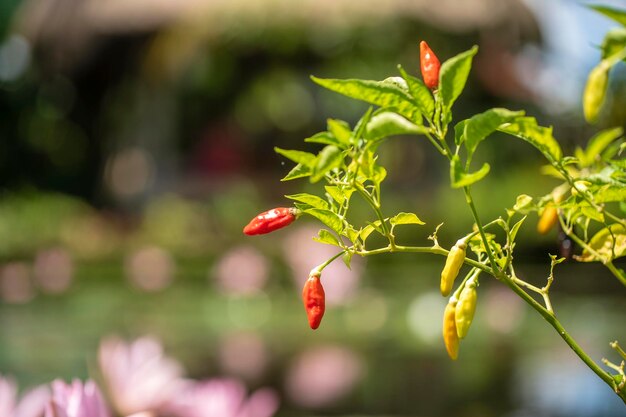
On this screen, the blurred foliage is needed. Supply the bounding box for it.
[0,1,624,416]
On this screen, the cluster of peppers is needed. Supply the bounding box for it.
[440,238,478,360]
[242,41,442,331]
[243,206,326,330]
[242,41,560,360]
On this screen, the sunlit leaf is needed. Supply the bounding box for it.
[390,212,425,226]
[365,111,429,141]
[398,65,435,118]
[281,163,312,181]
[372,164,387,185]
[600,27,626,60]
[313,229,342,246]
[439,46,479,111]
[576,127,624,167]
[498,117,563,162]
[578,223,626,262]
[594,185,626,203]
[359,220,384,243]
[303,208,343,234]
[285,193,329,210]
[450,155,490,188]
[342,252,353,269]
[304,132,346,149]
[325,186,344,205]
[311,76,421,120]
[460,108,525,158]
[513,194,533,212]
[311,145,343,183]
[352,107,374,143]
[590,5,626,27]
[327,119,352,146]
[509,216,527,241]
[274,147,316,166]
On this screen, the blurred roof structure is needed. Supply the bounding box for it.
[13,0,536,72]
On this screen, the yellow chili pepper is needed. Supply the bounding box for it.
[442,298,459,360]
[440,239,467,297]
[583,60,610,123]
[537,205,558,235]
[455,276,478,339]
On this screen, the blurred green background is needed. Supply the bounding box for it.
[0,0,625,416]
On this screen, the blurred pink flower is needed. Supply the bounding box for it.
[0,375,49,417]
[44,380,110,417]
[98,336,184,416]
[285,345,363,408]
[169,379,278,417]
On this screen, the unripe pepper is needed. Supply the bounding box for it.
[583,60,610,123]
[302,272,325,330]
[440,238,467,297]
[243,207,297,235]
[455,276,478,339]
[442,298,459,360]
[420,41,441,90]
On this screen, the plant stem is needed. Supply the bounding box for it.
[354,182,396,248]
[425,131,447,156]
[312,251,345,275]
[558,216,626,287]
[353,240,624,401]
[463,186,499,273]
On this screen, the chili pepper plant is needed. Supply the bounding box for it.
[245,6,626,403]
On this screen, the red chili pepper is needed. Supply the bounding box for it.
[302,272,325,330]
[243,207,297,235]
[420,41,441,90]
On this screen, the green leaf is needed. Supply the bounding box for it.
[583,60,611,123]
[372,164,387,185]
[327,119,352,145]
[342,252,353,269]
[454,119,468,146]
[365,111,429,141]
[398,65,435,118]
[359,220,383,243]
[498,117,563,162]
[313,229,342,246]
[285,193,329,210]
[461,108,525,158]
[594,185,626,203]
[303,208,343,234]
[344,226,359,243]
[590,5,626,27]
[509,216,527,242]
[311,145,343,183]
[325,186,344,205]
[600,28,626,60]
[439,46,479,111]
[311,76,421,120]
[450,155,490,188]
[577,127,624,167]
[304,132,346,149]
[390,212,425,226]
[281,163,311,181]
[580,205,605,223]
[352,107,374,143]
[578,223,626,262]
[513,194,533,212]
[274,147,316,166]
